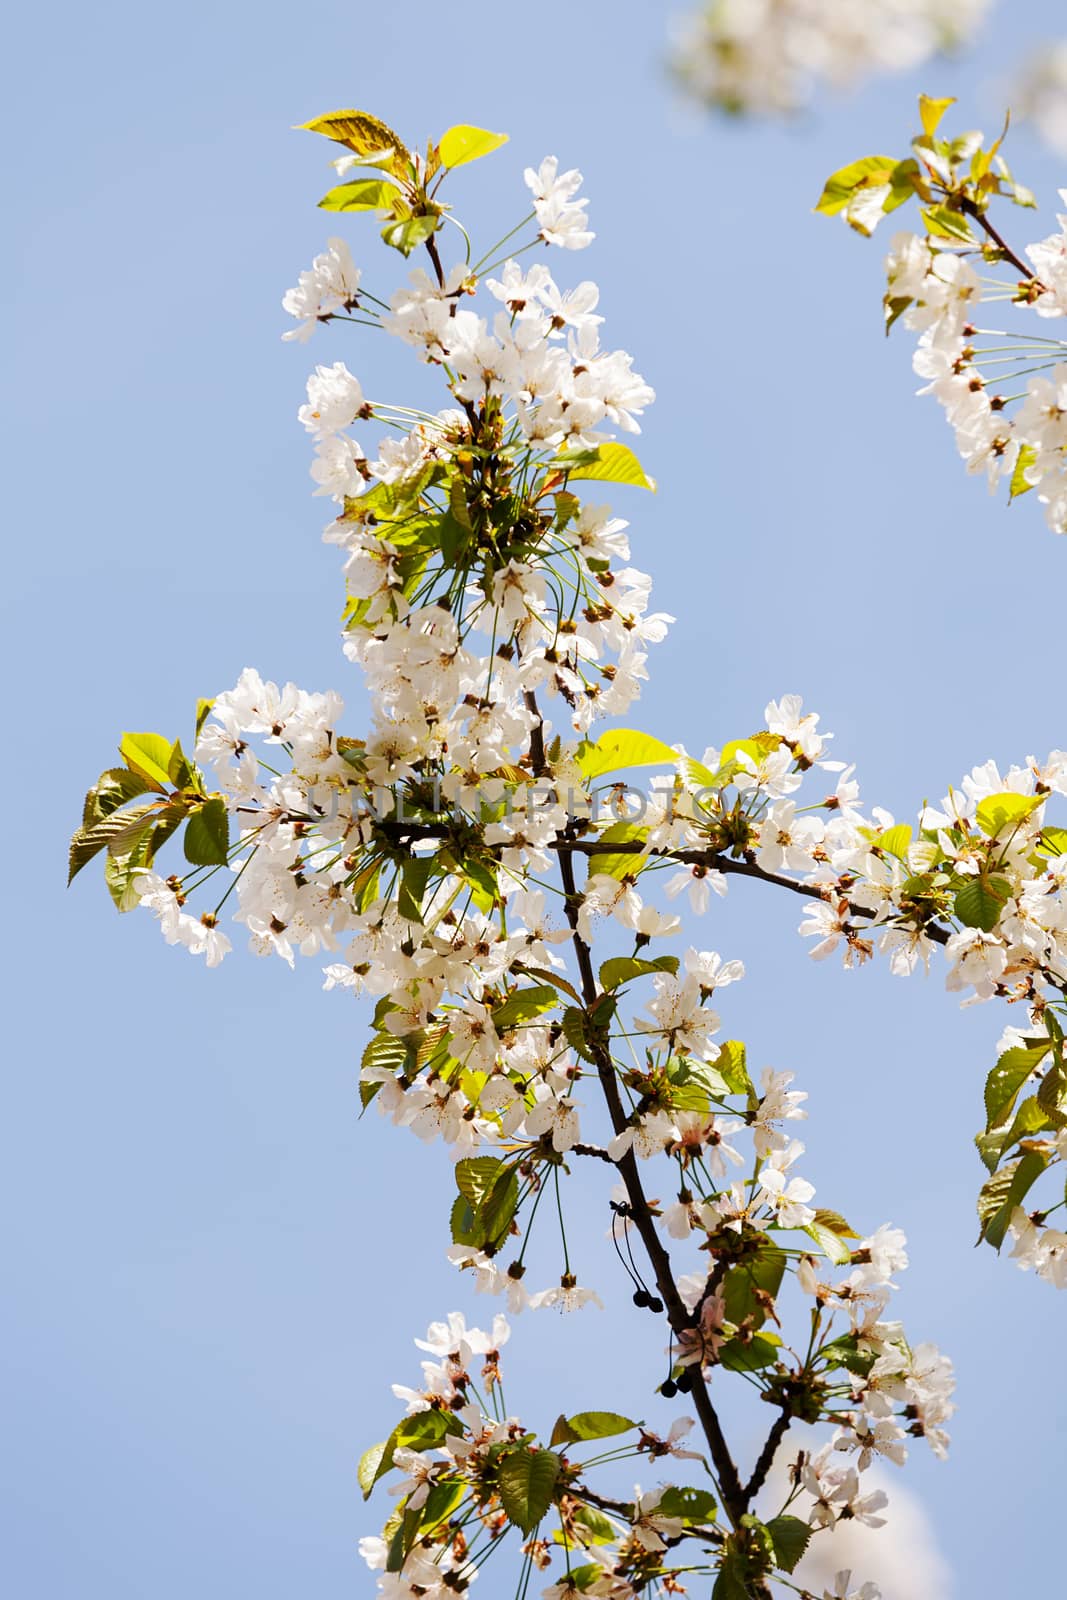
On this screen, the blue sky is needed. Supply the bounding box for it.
[5,2,1067,1594]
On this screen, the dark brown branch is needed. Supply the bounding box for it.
[745,1408,792,1504]
[374,819,952,948]
[523,689,549,778]
[424,231,447,289]
[571,1141,614,1164]
[961,197,1039,286]
[555,838,749,1529]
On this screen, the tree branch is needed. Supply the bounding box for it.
[744,1408,792,1504]
[555,837,750,1529]
[961,197,1039,286]
[374,818,952,948]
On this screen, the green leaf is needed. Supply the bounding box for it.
[818,1332,875,1378]
[551,1507,620,1547]
[362,1031,413,1077]
[577,728,677,780]
[81,766,156,828]
[298,109,412,179]
[1000,1096,1052,1154]
[656,1485,717,1526]
[811,1207,860,1239]
[456,1157,506,1208]
[419,1478,465,1532]
[978,1150,1049,1249]
[976,791,1043,837]
[599,955,677,991]
[884,293,913,333]
[546,1560,610,1589]
[167,739,198,790]
[590,821,650,881]
[1038,1058,1067,1120]
[554,1412,637,1444]
[875,823,913,860]
[68,799,167,885]
[450,1192,482,1247]
[985,1044,1050,1129]
[804,1220,853,1266]
[398,854,436,922]
[719,733,783,770]
[438,124,508,169]
[712,1555,751,1600]
[815,156,899,215]
[765,1514,812,1574]
[195,698,214,737]
[511,963,584,1006]
[919,94,956,137]
[491,985,559,1030]
[715,1039,753,1098]
[954,875,1011,931]
[814,156,919,232]
[119,731,173,791]
[1011,442,1038,500]
[386,1504,424,1572]
[552,441,656,492]
[381,213,440,256]
[718,1333,782,1372]
[921,203,975,242]
[498,1447,561,1534]
[372,1409,461,1491]
[183,797,230,866]
[358,1440,387,1499]
[1038,826,1067,858]
[668,1057,730,1111]
[721,1246,786,1329]
[318,177,402,213]
[561,1004,608,1065]
[104,828,156,911]
[481,1171,520,1249]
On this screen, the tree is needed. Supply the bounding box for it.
[69,103,1067,1596]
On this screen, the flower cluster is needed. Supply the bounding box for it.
[883,209,1067,534]
[822,98,1067,535]
[358,1078,952,1600]
[670,0,987,118]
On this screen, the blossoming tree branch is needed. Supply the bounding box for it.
[820,94,1067,539]
[69,106,1065,1597]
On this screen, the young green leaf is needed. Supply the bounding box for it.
[577,728,677,780]
[985,1043,1050,1130]
[975,791,1043,837]
[438,124,508,169]
[978,1150,1049,1249]
[919,94,957,138]
[318,177,402,213]
[68,799,167,885]
[298,109,412,179]
[381,214,440,256]
[358,1440,387,1499]
[554,1411,638,1444]
[553,441,656,492]
[119,731,174,791]
[598,955,678,991]
[804,1219,853,1266]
